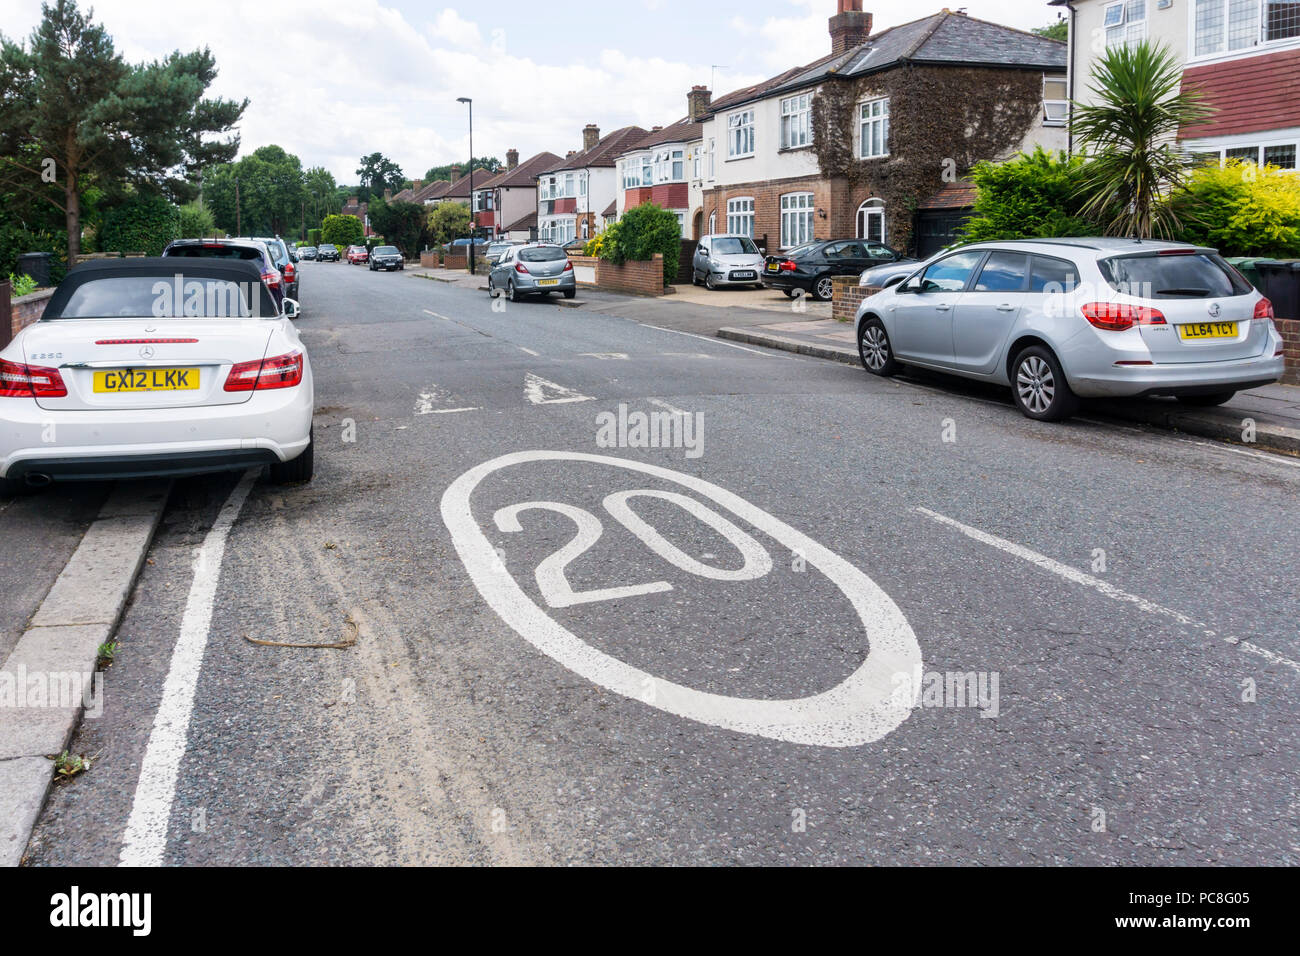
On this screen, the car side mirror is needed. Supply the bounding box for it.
[883,275,906,289]
[282,298,301,320]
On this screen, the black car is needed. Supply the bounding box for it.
[250,236,299,302]
[761,239,905,301]
[298,246,318,260]
[316,244,340,262]
[369,246,405,272]
[161,238,285,306]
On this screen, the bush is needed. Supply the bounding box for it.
[583,232,606,258]
[306,228,322,247]
[599,203,680,285]
[99,193,181,256]
[426,203,472,248]
[321,214,365,249]
[961,148,1096,244]
[8,273,37,297]
[1169,160,1300,258]
[177,200,216,239]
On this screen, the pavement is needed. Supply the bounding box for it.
[13,258,1300,866]
[718,318,1300,457]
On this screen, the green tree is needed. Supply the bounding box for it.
[1072,41,1213,238]
[356,152,404,203]
[177,199,216,239]
[98,192,180,255]
[961,148,1095,243]
[0,0,246,261]
[205,145,306,236]
[599,202,680,285]
[304,166,339,226]
[1033,20,1069,42]
[424,158,501,182]
[321,213,364,249]
[368,198,426,257]
[426,202,471,247]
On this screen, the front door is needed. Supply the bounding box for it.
[888,250,984,366]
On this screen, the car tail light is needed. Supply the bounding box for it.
[283,262,296,281]
[1255,297,1274,320]
[780,260,797,272]
[261,270,282,289]
[563,260,574,272]
[515,262,529,274]
[224,351,303,392]
[1081,302,1167,332]
[0,358,67,398]
[1158,249,1198,256]
[95,338,199,345]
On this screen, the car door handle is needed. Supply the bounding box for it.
[935,304,951,312]
[997,304,1017,312]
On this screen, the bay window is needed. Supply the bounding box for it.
[1194,0,1300,58]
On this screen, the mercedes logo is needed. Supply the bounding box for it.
[139,345,155,359]
[1208,303,1222,318]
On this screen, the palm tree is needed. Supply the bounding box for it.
[1072,41,1213,239]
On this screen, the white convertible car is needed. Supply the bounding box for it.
[0,258,314,493]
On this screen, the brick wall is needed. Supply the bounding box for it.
[1277,317,1300,385]
[568,254,665,296]
[8,289,54,340]
[444,253,468,270]
[830,276,868,323]
[420,251,440,268]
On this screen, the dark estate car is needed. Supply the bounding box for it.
[369,246,405,271]
[161,238,286,306]
[298,246,318,261]
[762,239,907,301]
[250,236,300,302]
[316,244,340,262]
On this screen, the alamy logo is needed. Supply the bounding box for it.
[595,403,704,459]
[49,887,151,936]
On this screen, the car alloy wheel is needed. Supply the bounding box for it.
[705,273,718,291]
[858,319,898,376]
[814,276,834,301]
[508,280,520,303]
[1016,355,1055,415]
[1012,346,1079,422]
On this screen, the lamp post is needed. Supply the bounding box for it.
[457,97,475,274]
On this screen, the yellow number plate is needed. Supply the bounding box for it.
[1178,322,1238,340]
[537,279,560,287]
[93,368,200,393]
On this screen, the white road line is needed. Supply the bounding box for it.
[578,353,629,360]
[524,372,593,405]
[648,397,690,417]
[429,407,481,415]
[641,324,771,356]
[915,507,1300,676]
[120,470,257,867]
[1176,438,1300,469]
[518,347,540,357]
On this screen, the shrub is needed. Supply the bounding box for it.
[426,203,472,248]
[98,193,181,257]
[961,148,1096,244]
[1169,160,1300,258]
[583,232,606,258]
[307,228,322,247]
[177,200,217,239]
[8,273,37,297]
[321,214,365,249]
[599,203,680,285]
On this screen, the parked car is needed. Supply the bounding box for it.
[249,236,299,302]
[443,238,489,257]
[316,244,340,262]
[298,246,318,261]
[162,238,285,306]
[369,246,404,272]
[762,239,906,301]
[486,241,523,265]
[488,243,576,302]
[346,245,369,265]
[0,257,312,493]
[859,257,921,291]
[692,235,765,290]
[854,238,1285,422]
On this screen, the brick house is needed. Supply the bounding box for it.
[471,149,563,239]
[1052,0,1300,168]
[698,2,1068,255]
[613,88,711,238]
[534,125,649,245]
[340,196,374,236]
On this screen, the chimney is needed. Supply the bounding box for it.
[688,85,712,122]
[450,164,462,181]
[567,150,577,159]
[829,0,872,55]
[507,148,519,170]
[384,188,392,201]
[413,180,424,191]
[583,124,600,152]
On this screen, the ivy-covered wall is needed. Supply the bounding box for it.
[812,64,1047,252]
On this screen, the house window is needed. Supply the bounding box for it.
[1264,143,1298,168]
[859,98,890,159]
[693,150,701,180]
[780,193,815,249]
[674,212,686,236]
[1043,77,1069,126]
[672,149,685,180]
[856,199,886,244]
[708,139,716,178]
[1192,139,1300,168]
[781,93,813,149]
[564,173,575,197]
[1104,0,1147,48]
[727,197,754,237]
[641,156,652,186]
[728,110,755,158]
[1193,0,1298,56]
[708,211,716,235]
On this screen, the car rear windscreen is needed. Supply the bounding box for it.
[53,277,265,319]
[1100,253,1251,299]
[168,245,264,262]
[520,247,566,263]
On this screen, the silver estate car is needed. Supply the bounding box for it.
[854,238,1285,422]
[693,235,765,290]
[488,243,576,301]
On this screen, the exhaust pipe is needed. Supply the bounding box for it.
[24,473,53,489]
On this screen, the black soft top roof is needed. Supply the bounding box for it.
[43,257,279,319]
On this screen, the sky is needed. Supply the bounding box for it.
[0,0,1064,185]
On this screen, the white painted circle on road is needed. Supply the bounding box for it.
[441,451,922,748]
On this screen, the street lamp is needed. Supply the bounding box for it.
[457,97,475,274]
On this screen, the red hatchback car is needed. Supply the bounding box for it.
[346,245,369,265]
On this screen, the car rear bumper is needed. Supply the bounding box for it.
[515,273,576,292]
[1069,354,1286,398]
[761,274,811,292]
[0,386,312,480]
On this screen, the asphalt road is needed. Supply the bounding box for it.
[24,259,1300,866]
